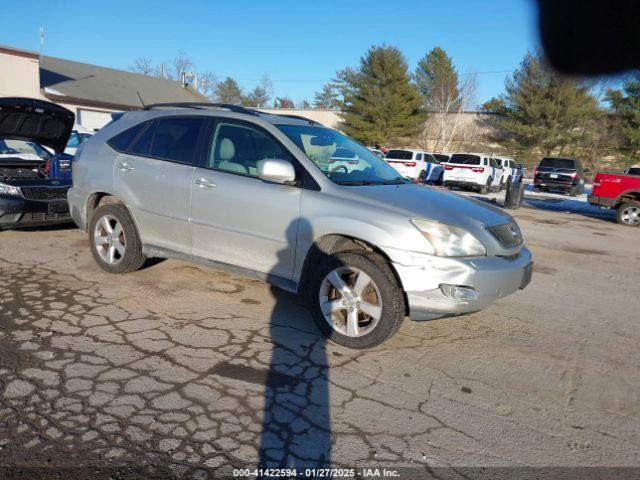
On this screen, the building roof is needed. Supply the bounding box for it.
[0,44,207,110]
[40,56,207,110]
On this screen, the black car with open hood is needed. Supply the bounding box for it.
[0,97,76,229]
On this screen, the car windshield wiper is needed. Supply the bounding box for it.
[334,180,377,186]
[381,178,410,185]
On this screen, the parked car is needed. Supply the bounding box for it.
[443,153,504,193]
[367,147,386,160]
[495,156,520,184]
[625,165,640,176]
[588,169,640,225]
[65,124,94,156]
[533,157,587,196]
[0,98,74,229]
[431,153,451,164]
[384,149,444,183]
[68,102,532,349]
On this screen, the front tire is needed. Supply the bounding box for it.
[617,201,640,226]
[89,203,146,274]
[307,252,405,349]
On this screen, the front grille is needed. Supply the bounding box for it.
[487,222,523,248]
[18,212,71,224]
[20,187,69,201]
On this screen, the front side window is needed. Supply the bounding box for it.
[278,125,409,185]
[425,153,437,164]
[627,167,640,175]
[208,121,292,177]
[489,158,499,168]
[150,117,205,164]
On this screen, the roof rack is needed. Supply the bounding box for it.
[141,102,259,116]
[270,113,323,126]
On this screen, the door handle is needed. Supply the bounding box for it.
[194,178,216,188]
[119,162,135,172]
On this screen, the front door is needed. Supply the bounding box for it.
[190,119,302,280]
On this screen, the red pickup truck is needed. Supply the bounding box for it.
[588,166,640,225]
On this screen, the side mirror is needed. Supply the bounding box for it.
[257,158,296,185]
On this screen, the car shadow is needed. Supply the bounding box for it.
[259,219,332,471]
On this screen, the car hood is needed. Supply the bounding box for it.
[343,184,514,229]
[0,98,74,153]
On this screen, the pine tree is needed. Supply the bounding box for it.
[414,47,460,111]
[313,84,340,109]
[606,73,640,160]
[214,77,244,104]
[244,86,270,107]
[483,51,600,156]
[341,46,425,145]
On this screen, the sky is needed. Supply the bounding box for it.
[1,0,540,107]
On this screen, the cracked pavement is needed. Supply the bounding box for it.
[0,206,639,479]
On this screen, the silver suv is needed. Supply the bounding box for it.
[68,103,532,349]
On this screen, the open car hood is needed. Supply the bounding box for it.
[0,97,74,153]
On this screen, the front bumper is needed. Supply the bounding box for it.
[385,246,533,321]
[0,193,70,229]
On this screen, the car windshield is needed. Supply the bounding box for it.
[277,125,410,185]
[449,154,481,165]
[385,150,414,160]
[539,158,575,169]
[0,138,51,160]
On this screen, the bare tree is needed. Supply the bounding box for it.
[441,73,477,151]
[169,52,195,81]
[199,72,218,99]
[130,57,158,77]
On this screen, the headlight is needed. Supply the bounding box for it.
[0,183,20,196]
[411,219,486,257]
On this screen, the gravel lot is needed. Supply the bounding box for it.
[0,202,639,479]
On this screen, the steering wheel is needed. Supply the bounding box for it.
[329,165,348,174]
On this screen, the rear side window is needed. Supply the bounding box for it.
[449,154,481,165]
[128,121,156,156]
[386,150,413,160]
[416,153,422,161]
[539,158,575,169]
[150,117,205,164]
[108,122,146,152]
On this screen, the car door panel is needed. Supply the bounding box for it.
[113,153,193,250]
[190,119,302,280]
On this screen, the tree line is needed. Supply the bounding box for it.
[131,48,640,170]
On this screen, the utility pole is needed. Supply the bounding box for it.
[39,27,45,63]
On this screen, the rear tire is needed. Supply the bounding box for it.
[307,251,405,349]
[89,203,146,274]
[616,201,640,226]
[480,178,492,194]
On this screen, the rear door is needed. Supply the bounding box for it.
[111,116,206,252]
[190,118,302,280]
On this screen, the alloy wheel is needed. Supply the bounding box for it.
[620,205,640,225]
[319,266,382,338]
[93,214,126,264]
